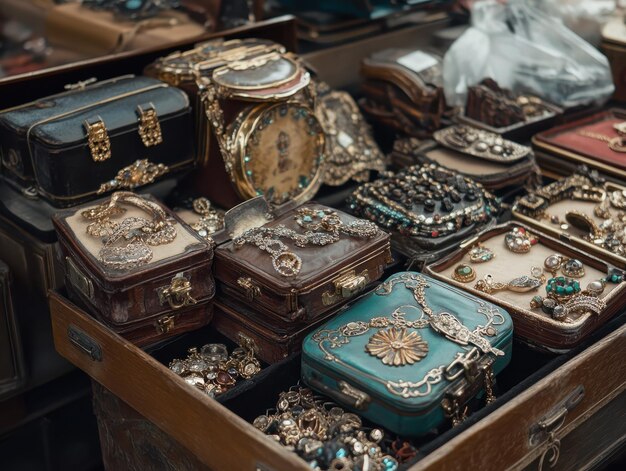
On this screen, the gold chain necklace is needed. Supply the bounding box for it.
[577,121,626,153]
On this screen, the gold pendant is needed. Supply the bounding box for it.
[97,159,169,194]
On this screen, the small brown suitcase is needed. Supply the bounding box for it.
[212,299,340,364]
[360,48,446,136]
[52,191,215,346]
[213,197,392,324]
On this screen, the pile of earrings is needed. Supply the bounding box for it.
[529,254,623,320]
[253,386,410,471]
[169,334,261,398]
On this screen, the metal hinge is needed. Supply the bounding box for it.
[66,257,94,300]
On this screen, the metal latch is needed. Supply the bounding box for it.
[442,349,495,427]
[338,381,371,410]
[306,373,371,411]
[529,385,585,471]
[137,104,163,147]
[322,269,369,306]
[156,314,175,334]
[84,116,111,162]
[157,273,197,310]
[444,348,482,383]
[237,277,261,302]
[66,257,94,300]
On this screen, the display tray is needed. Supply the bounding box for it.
[390,138,539,196]
[425,222,626,352]
[532,108,626,182]
[49,288,626,470]
[512,180,626,270]
[457,100,563,142]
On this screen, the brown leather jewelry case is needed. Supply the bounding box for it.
[425,222,626,352]
[390,126,541,193]
[213,197,392,324]
[52,192,215,346]
[211,299,339,364]
[533,108,626,182]
[360,48,445,136]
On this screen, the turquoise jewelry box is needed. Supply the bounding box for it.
[301,272,513,436]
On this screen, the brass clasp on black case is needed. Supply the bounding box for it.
[84,116,111,162]
[137,104,163,147]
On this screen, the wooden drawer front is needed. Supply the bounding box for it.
[522,390,626,471]
[49,292,307,471]
[415,323,626,471]
[50,290,625,471]
[92,382,210,471]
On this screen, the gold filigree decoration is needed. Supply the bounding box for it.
[97,159,169,194]
[365,327,428,366]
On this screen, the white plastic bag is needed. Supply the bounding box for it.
[443,0,614,108]
[529,0,615,46]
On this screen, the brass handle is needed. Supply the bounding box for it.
[157,273,197,310]
[68,325,102,362]
[528,385,585,470]
[529,385,585,446]
[322,269,369,306]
